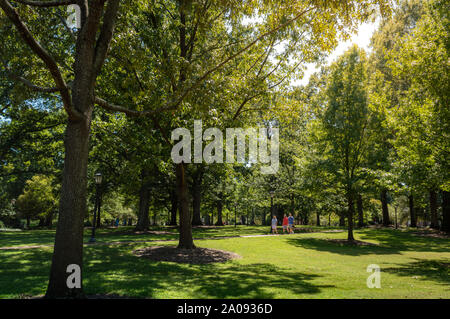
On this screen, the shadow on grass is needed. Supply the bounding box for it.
[0,226,179,248]
[0,230,56,247]
[0,226,270,248]
[0,225,341,248]
[82,244,333,298]
[383,258,450,287]
[285,238,399,256]
[286,228,450,256]
[0,249,52,298]
[357,228,450,253]
[0,243,333,298]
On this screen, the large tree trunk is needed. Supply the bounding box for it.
[41,0,120,298]
[176,163,195,249]
[316,212,320,226]
[409,195,417,227]
[357,194,364,228]
[381,189,390,226]
[347,190,355,241]
[442,191,450,233]
[215,198,224,226]
[46,118,92,298]
[191,179,203,226]
[135,170,150,231]
[169,189,178,226]
[429,189,438,229]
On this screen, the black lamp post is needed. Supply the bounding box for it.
[89,172,102,243]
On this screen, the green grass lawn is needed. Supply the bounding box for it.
[0,225,337,248]
[0,227,448,298]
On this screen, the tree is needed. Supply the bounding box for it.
[387,0,449,230]
[0,0,122,297]
[320,45,371,241]
[94,0,391,250]
[1,0,391,297]
[367,0,424,227]
[16,175,57,227]
[0,101,65,224]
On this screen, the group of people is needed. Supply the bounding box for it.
[271,213,295,234]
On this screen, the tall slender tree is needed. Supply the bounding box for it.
[321,45,371,241]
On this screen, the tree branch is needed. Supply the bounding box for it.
[160,0,175,20]
[7,73,59,93]
[94,96,172,144]
[94,96,161,117]
[172,6,314,111]
[56,11,76,42]
[93,0,120,76]
[232,55,304,121]
[12,0,75,7]
[242,38,276,78]
[1,59,59,92]
[0,0,82,120]
[99,7,313,122]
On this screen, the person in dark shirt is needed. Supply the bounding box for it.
[288,213,295,234]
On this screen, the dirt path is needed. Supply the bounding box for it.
[0,230,345,251]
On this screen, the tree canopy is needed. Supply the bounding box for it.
[1,0,448,299]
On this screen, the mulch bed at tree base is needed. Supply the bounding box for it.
[133,246,241,264]
[325,239,379,246]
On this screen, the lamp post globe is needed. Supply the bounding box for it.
[95,172,102,185]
